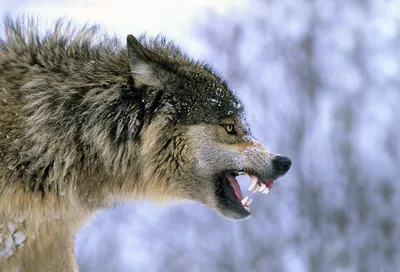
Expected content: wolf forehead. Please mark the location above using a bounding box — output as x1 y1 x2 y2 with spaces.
129 34 244 124
170 70 244 124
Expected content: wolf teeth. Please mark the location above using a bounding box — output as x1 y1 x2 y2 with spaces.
248 175 258 191
247 175 271 195
253 183 260 193
241 197 252 208
245 198 252 206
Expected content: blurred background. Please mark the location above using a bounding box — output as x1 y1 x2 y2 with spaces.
1 0 399 271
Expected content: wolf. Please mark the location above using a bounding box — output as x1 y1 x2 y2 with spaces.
0 16 291 271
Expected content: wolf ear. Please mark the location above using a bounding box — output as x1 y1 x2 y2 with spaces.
127 35 166 89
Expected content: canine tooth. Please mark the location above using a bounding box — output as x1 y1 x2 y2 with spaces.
248 176 258 191
259 183 266 192
263 188 270 194
245 198 252 206
241 196 248 205
253 184 260 193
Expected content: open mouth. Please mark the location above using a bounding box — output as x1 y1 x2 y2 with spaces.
216 171 275 219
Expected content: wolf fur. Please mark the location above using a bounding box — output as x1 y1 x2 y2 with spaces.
0 16 291 271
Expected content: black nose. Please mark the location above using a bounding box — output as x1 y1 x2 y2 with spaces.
272 155 291 175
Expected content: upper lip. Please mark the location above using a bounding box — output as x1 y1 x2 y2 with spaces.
226 170 276 186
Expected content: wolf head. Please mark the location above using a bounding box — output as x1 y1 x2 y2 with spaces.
125 35 291 220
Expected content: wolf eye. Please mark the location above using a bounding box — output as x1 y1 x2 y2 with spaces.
223 124 236 135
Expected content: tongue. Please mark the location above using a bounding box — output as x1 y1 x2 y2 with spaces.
226 175 243 200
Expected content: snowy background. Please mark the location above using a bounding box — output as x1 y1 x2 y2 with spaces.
1 0 400 271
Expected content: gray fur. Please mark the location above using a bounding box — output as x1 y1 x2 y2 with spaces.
0 16 290 271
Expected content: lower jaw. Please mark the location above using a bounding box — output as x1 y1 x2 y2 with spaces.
216 201 251 220
216 176 251 220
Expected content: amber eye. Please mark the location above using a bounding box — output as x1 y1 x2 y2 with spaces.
223 124 236 135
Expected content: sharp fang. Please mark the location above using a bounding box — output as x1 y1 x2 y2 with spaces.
263 188 270 194
241 196 248 205
259 183 266 192
245 198 252 206
253 183 260 193
248 176 258 191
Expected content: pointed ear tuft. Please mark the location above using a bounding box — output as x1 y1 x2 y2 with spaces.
127 35 165 89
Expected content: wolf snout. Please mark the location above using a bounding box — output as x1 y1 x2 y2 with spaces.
272 155 291 175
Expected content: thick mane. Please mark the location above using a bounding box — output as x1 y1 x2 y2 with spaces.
2 16 117 56
0 16 141 195
1 16 128 81
1 16 190 73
